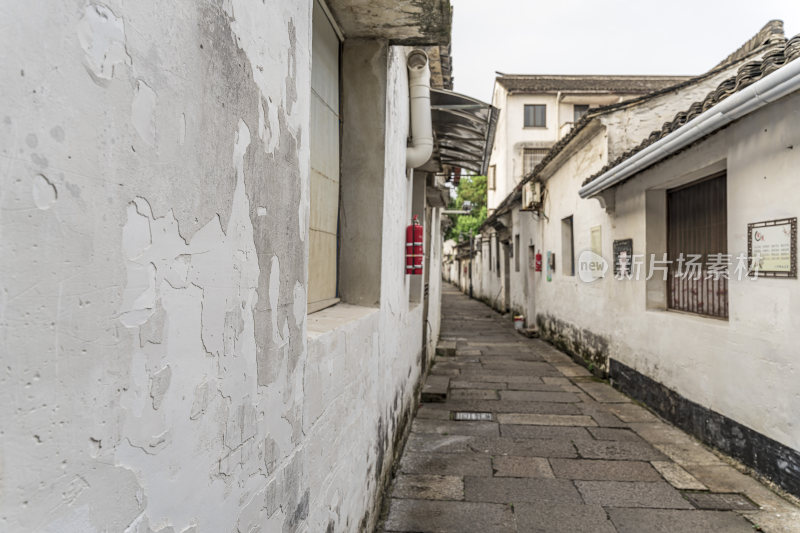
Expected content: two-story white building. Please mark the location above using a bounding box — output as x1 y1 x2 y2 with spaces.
486 74 690 212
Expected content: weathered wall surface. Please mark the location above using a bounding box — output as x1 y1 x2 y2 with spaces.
1 2 432 532
528 91 800 454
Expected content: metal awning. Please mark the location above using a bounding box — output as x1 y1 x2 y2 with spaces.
430 89 498 176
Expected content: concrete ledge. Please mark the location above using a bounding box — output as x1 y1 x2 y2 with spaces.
609 358 800 499
436 340 456 357
307 303 379 337
422 375 450 403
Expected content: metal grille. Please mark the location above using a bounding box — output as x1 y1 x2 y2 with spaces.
523 148 548 176
666 173 728 318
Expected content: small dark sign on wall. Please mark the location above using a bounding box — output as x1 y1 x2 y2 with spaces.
613 239 633 276
748 217 797 278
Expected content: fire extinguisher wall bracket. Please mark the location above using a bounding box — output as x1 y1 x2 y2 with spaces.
405 215 424 275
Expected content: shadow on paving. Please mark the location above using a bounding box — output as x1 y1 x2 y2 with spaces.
376 284 800 533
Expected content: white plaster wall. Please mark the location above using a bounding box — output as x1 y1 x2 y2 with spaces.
487 84 508 211
426 208 444 359
1 4 429 533
529 91 800 452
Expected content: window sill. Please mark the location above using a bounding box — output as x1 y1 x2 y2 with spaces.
523 126 548 129
306 302 379 337
307 297 340 315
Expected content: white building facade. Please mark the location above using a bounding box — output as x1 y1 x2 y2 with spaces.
455 21 800 497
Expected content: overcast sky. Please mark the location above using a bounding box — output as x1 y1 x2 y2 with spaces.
451 0 800 102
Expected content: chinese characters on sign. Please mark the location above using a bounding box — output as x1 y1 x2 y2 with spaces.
748 218 797 278
613 239 633 277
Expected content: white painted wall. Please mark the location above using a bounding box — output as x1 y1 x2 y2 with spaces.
488 87 647 212
527 90 800 453
0 2 436 531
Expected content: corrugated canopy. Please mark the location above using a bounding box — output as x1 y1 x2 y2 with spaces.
430 88 498 176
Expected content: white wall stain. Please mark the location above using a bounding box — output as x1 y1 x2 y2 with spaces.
131 80 157 146
77 2 131 83
112 119 296 531
32 173 57 210
178 113 186 146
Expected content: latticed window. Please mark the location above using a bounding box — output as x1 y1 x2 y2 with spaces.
522 148 548 177
667 172 728 319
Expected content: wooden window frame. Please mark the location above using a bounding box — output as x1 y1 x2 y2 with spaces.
666 172 728 319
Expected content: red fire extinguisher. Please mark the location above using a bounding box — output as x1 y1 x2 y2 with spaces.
406 215 423 275
535 252 543 272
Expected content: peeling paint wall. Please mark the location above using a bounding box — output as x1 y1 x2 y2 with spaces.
1 2 433 532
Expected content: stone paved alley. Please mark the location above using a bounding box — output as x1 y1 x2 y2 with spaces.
379 285 800 532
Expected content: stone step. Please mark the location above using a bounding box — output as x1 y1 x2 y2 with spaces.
436 340 457 357
421 375 450 403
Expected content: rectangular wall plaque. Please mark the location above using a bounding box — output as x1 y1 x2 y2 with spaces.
748 218 797 278
613 239 633 276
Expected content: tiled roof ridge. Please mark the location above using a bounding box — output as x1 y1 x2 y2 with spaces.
711 20 785 71
581 33 800 189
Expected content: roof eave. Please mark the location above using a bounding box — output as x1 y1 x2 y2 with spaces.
579 58 800 199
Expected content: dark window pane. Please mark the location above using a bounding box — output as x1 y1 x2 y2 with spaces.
524 105 534 127
524 104 546 127
574 104 589 122
534 105 546 127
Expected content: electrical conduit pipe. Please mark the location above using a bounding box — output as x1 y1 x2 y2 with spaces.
406 49 433 168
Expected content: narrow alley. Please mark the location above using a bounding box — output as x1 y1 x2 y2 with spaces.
379 285 800 532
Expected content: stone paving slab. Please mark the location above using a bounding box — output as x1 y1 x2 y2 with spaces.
515 503 617 533
587 427 643 442
552 364 593 377
499 390 581 403
575 439 668 461
575 380 631 403
628 421 697 443
449 380 507 390
575 480 694 509
492 456 554 478
391 474 464 500
405 433 473 454
466 437 579 458
423 399 582 415
449 389 499 401
504 382 575 392
464 476 582 504
456 373 543 384
399 452 492 476
608 403 660 422
607 508 755 532
411 419 499 438
378 286 800 532
383 499 515 533
415 405 453 420
651 460 708 490
497 413 596 426
500 424 593 441
550 459 662 481
653 441 723 466
682 491 759 511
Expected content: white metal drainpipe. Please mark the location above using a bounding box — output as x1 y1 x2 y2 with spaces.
406 49 433 169
578 58 800 199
